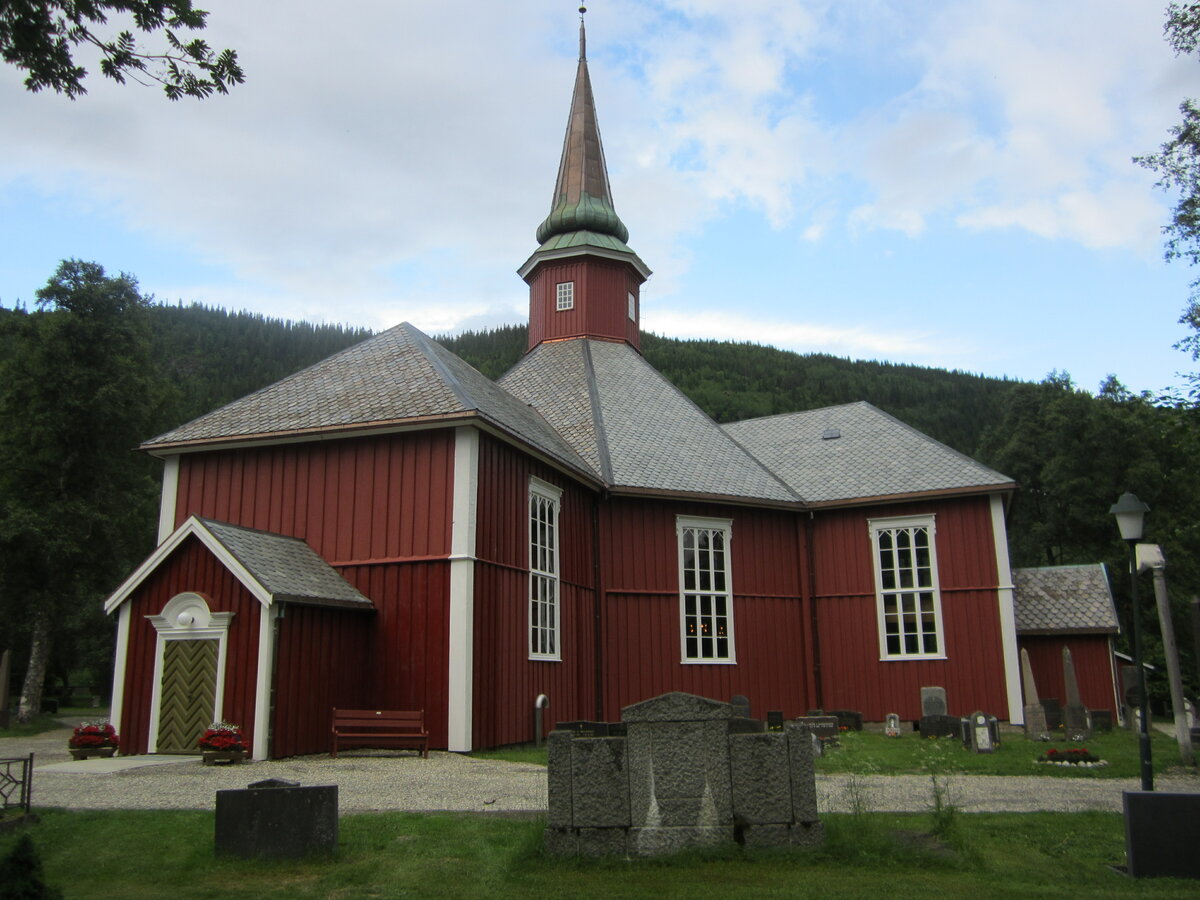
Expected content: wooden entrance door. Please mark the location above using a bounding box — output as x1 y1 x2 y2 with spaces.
157 639 218 753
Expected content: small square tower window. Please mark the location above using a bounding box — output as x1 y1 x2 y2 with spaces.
628 291 637 321
556 281 574 311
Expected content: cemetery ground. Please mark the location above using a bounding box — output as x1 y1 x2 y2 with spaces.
2 717 1199 898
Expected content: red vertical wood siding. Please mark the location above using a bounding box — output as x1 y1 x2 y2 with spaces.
526 258 642 350
597 498 810 722
270 604 374 758
811 497 1008 720
1019 635 1118 716
169 429 458 749
470 434 596 747
117 537 261 755
173 430 454 563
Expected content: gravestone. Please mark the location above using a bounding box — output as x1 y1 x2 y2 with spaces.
794 716 840 744
920 714 960 739
884 713 901 737
1091 709 1113 733
1041 697 1063 731
545 692 823 856
966 711 994 753
214 779 338 859
920 686 947 717
1124 791 1200 879
730 695 751 720
1121 664 1142 728
829 710 863 731
1061 647 1092 740
1020 648 1050 739
766 710 784 731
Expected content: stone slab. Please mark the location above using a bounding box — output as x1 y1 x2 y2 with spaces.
569 737 629 828
729 732 790 825
1123 791 1200 879
628 825 733 857
214 783 338 859
921 686 948 718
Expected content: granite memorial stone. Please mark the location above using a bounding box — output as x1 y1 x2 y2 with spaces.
214 779 338 859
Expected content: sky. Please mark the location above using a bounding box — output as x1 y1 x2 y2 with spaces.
1 0 1197 397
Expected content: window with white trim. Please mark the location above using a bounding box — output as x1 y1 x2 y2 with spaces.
529 478 562 660
627 290 637 321
870 515 945 659
556 281 574 311
677 516 734 662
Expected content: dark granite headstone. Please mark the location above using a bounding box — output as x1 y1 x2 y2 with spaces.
730 695 751 719
1041 698 1063 731
215 781 338 859
766 710 784 730
966 711 994 753
919 714 960 739
794 716 839 741
1124 791 1200 879
1091 710 1113 733
829 710 863 731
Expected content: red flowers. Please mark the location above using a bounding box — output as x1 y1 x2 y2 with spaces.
68 721 119 749
199 722 246 752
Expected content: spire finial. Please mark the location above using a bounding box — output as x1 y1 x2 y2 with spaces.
579 7 587 60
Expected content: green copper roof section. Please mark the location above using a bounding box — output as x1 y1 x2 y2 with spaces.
535 18 630 247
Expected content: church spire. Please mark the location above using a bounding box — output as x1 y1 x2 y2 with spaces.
520 8 650 354
535 12 629 246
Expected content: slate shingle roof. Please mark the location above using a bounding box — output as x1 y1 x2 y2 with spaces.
499 339 797 503
143 323 595 481
722 401 1013 504
199 518 372 609
1013 564 1119 635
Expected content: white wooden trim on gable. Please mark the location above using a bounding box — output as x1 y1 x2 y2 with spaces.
447 426 480 752
157 456 180 544
103 516 274 616
990 494 1023 724
108 603 131 738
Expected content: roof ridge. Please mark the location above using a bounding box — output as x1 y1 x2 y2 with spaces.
582 340 615 484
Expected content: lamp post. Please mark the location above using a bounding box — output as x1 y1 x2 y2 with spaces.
1110 491 1153 791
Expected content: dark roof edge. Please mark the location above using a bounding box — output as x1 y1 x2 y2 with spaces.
1018 627 1119 636
804 482 1017 510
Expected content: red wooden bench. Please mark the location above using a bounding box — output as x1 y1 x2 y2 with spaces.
331 708 429 758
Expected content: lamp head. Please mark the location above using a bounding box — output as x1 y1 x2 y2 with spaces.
1109 492 1148 542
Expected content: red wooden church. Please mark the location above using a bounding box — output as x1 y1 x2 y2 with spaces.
103 22 1113 758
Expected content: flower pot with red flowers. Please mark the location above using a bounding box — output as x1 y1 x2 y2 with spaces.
199 721 247 765
68 721 120 760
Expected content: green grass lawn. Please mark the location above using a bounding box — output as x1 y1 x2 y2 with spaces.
473 726 1187 780
2 807 1195 899
813 727 1184 778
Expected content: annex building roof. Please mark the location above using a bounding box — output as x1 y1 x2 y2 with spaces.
1012 564 1120 635
723 401 1015 505
104 516 373 614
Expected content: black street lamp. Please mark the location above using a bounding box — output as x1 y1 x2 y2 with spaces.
1110 491 1153 791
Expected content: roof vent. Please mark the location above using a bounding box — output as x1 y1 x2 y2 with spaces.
821 428 841 440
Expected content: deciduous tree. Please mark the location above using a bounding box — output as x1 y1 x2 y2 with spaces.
0 1 242 99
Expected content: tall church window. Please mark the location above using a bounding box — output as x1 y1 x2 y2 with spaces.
628 290 637 321
556 281 574 311
677 516 734 662
870 515 945 659
529 478 562 660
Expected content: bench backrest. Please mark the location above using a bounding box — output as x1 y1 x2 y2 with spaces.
332 708 425 732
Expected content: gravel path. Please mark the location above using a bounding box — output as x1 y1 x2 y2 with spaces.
6 722 1199 815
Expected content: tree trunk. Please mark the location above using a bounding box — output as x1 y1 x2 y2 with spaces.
16 609 51 724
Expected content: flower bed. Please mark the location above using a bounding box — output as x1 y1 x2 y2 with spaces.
1037 746 1108 768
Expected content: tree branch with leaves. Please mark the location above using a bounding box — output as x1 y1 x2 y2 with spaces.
0 1 243 100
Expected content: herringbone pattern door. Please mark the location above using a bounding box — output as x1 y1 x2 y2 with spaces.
158 639 218 753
